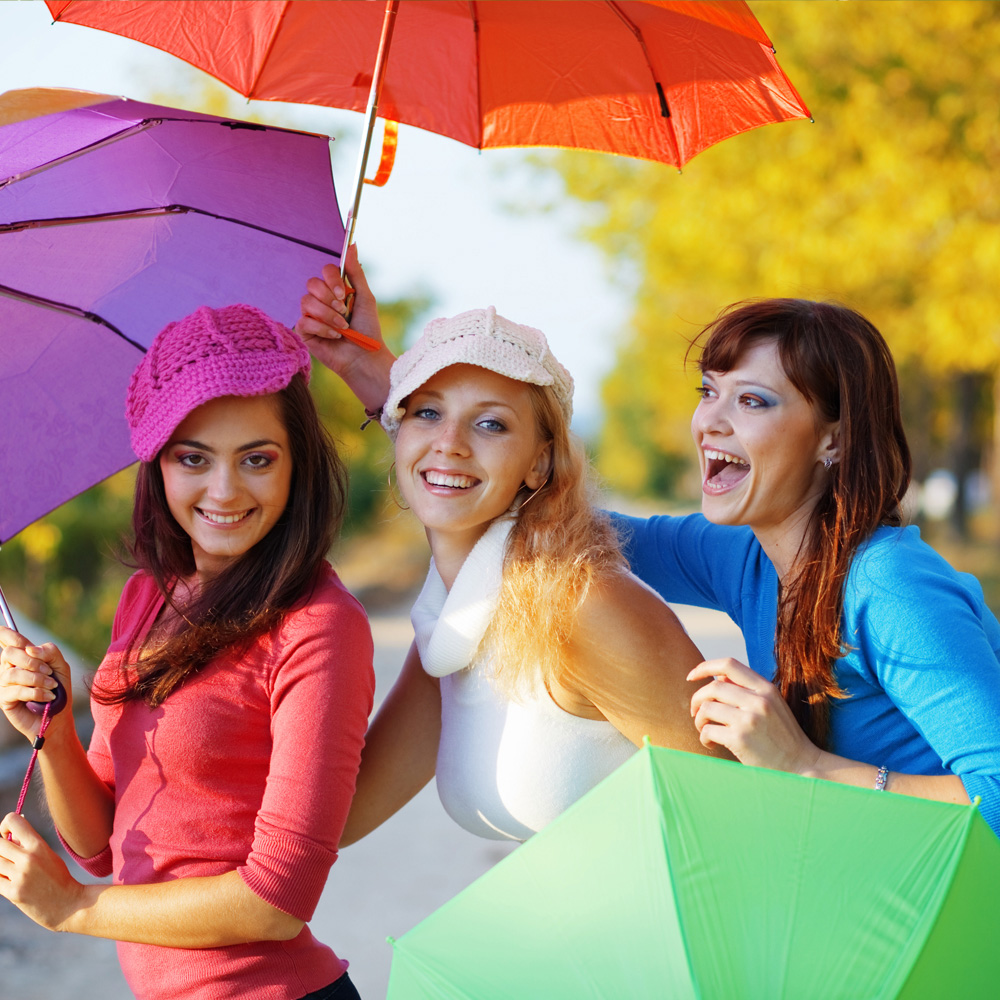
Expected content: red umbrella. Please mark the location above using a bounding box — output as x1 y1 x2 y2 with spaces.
43 0 810 309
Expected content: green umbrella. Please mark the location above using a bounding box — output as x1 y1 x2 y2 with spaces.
387 745 1000 999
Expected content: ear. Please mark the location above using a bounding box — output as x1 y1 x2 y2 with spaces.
525 440 553 491
818 422 842 467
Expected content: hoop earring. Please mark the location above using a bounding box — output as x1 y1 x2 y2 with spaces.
387 462 409 510
515 480 547 511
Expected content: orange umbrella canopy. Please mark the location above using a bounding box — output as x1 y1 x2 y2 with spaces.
44 0 810 168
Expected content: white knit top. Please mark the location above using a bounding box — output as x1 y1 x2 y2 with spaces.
411 516 637 842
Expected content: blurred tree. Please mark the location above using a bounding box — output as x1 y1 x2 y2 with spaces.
551 0 1000 519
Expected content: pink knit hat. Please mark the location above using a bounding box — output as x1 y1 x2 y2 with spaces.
126 304 311 462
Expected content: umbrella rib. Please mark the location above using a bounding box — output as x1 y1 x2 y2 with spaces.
605 1 683 167
1 116 328 190
0 282 146 353
0 119 160 189
0 206 341 258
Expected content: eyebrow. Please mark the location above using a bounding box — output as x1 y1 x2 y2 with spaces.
411 389 519 412
173 438 283 452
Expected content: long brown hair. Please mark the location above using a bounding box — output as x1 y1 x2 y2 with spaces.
695 299 911 746
95 374 348 706
487 383 625 693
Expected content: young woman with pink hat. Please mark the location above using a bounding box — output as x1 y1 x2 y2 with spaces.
0 305 374 999
298 257 725 846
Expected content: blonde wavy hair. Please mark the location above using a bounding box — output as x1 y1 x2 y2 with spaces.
484 383 626 695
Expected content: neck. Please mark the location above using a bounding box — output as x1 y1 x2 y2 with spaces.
752 504 817 582
426 526 486 591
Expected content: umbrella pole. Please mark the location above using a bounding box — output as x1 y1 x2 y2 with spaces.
0 580 17 631
339 0 400 279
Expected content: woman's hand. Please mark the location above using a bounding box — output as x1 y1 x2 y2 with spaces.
0 627 73 742
0 812 86 931
688 658 822 775
296 245 395 415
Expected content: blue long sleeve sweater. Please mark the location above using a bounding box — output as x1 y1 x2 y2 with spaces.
614 512 1000 838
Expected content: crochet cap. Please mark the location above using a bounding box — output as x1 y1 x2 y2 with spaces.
126 304 311 462
382 306 574 439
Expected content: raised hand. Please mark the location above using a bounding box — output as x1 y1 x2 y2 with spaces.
687 657 822 775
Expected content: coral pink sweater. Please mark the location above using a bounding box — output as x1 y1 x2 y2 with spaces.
62 565 374 1000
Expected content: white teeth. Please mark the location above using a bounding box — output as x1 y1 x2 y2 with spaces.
704 449 750 468
199 509 251 524
424 471 476 489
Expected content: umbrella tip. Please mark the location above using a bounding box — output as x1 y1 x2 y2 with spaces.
642 734 651 747
387 936 396 945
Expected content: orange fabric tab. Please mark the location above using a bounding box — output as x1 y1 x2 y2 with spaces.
364 120 398 187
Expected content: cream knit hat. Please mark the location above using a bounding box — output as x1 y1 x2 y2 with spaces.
382 307 573 439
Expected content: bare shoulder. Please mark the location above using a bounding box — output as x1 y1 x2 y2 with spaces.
572 568 692 650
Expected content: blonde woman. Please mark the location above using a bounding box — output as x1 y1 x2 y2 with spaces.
299 260 723 843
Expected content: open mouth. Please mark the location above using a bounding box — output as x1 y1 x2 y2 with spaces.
422 470 479 490
704 449 750 490
197 508 254 525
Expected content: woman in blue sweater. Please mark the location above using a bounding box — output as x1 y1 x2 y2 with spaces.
299 271 1000 838
615 298 1000 838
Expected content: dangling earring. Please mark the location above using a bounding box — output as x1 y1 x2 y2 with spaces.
515 480 547 511
387 462 409 510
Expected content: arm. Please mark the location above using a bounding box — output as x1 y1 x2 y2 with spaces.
688 658 971 804
296 244 395 414
556 572 731 757
0 629 115 856
339 641 441 847
0 820 302 944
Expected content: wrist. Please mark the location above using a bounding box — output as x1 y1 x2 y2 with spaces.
341 346 394 414
61 881 103 935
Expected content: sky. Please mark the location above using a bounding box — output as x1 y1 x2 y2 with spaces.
0 1 632 430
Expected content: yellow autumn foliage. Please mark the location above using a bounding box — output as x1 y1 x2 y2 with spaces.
555 0 1000 496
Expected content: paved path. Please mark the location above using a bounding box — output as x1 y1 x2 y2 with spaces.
0 604 745 1000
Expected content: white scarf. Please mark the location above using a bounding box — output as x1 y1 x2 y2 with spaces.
410 516 515 678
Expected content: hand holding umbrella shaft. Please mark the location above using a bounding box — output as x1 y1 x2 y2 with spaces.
297 245 395 415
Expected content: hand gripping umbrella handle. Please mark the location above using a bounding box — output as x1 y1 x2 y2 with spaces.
0 581 67 716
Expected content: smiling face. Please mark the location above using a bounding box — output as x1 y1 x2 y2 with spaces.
394 364 552 577
159 394 292 581
691 338 839 572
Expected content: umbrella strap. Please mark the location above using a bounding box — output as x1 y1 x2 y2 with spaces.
365 120 398 187
7 702 53 834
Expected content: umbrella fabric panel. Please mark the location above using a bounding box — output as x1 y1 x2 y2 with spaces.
2 106 344 253
44 0 811 168
894 816 1000 999
0 298 139 542
1 213 331 343
387 749 700 999
387 747 1000 999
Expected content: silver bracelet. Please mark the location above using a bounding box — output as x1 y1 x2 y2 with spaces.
874 765 889 791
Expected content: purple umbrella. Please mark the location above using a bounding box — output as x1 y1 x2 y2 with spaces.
0 88 371 545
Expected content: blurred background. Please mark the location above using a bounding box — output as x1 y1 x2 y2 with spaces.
2 1 999 996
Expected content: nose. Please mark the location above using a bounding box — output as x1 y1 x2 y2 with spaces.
205 461 241 503
691 395 731 439
432 417 471 456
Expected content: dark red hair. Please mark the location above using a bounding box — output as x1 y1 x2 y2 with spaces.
694 299 911 746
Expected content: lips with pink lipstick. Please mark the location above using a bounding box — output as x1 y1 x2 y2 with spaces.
703 448 750 494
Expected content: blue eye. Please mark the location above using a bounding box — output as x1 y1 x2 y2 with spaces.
411 405 440 421
477 417 507 433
